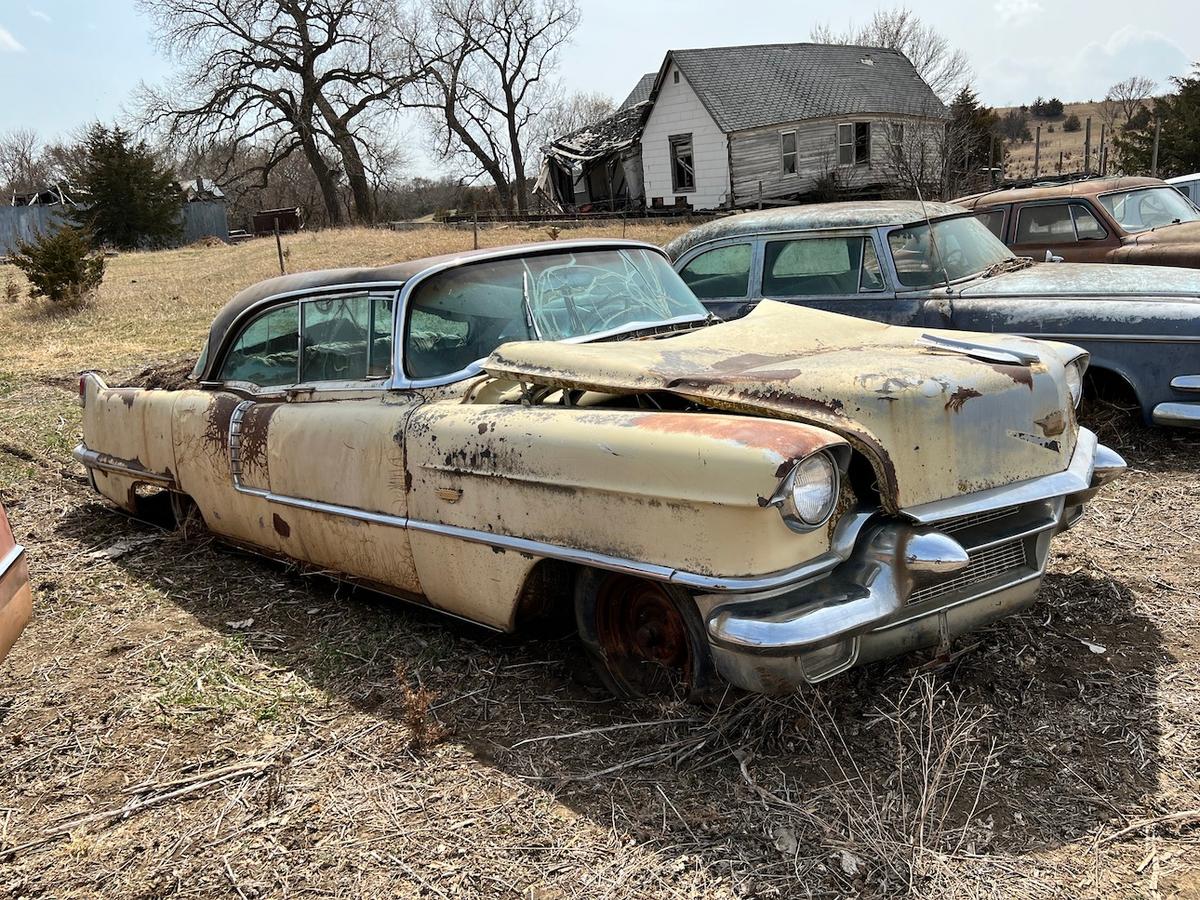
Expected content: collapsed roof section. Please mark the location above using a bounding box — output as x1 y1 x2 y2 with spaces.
542 101 652 168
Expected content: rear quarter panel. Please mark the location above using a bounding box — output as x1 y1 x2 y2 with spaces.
0 504 32 663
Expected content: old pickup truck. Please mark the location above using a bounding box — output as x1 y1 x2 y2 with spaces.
74 240 1124 698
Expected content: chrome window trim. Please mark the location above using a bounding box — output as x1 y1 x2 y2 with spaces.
385 240 694 390
0 544 25 581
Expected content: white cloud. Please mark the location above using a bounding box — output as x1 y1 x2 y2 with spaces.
0 25 25 52
994 0 1044 26
977 26 1190 105
29 9 52 24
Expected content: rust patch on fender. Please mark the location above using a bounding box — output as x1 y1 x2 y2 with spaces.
238 403 277 473
109 388 141 409
1035 410 1066 437
272 514 291 537
989 363 1034 390
629 413 837 461
944 386 982 412
202 394 240 456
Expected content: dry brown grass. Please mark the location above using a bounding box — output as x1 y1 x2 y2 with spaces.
0 226 1198 897
0 222 692 378
996 101 1113 182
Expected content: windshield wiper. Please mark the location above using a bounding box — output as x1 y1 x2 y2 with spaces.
521 270 541 339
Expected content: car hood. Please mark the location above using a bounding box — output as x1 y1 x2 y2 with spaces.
1130 219 1200 246
484 300 1080 512
957 261 1200 298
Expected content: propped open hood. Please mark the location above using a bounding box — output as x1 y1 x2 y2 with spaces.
484 301 1080 511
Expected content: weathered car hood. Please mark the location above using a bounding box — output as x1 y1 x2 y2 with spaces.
957 262 1200 299
1131 219 1200 247
484 301 1079 512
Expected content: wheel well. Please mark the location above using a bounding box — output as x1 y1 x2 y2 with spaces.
513 558 578 635
1083 366 1139 408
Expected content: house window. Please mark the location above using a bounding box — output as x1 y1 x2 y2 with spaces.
838 122 871 166
669 134 695 193
781 131 797 175
889 123 904 158
673 70 679 84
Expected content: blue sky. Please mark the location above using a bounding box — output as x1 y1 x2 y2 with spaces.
1 0 1196 176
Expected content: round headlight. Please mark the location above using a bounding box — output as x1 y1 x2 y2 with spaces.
1064 359 1084 408
788 453 838 526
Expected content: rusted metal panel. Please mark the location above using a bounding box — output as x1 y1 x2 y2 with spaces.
405 404 847 580
485 301 1078 512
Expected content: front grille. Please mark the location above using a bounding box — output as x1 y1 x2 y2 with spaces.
909 538 1029 605
938 505 1019 535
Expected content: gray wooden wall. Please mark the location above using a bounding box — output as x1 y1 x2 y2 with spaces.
0 201 229 256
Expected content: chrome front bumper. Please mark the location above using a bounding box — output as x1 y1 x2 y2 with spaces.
1154 377 1200 427
700 429 1125 694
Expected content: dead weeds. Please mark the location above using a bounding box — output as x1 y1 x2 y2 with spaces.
0 227 1198 897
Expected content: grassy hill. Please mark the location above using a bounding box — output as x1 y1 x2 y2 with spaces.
995 100 1113 181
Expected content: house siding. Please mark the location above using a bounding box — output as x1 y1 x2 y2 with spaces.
728 116 944 205
641 66 730 209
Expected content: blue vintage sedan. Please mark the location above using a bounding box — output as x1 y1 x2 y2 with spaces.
667 202 1200 428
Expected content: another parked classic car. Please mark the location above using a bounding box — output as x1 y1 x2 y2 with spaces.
74 241 1124 698
0 502 32 663
668 202 1200 428
953 177 1200 267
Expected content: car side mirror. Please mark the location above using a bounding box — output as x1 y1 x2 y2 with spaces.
1045 249 1065 263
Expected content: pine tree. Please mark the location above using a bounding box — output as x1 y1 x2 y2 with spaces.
1114 66 1200 177
68 124 182 250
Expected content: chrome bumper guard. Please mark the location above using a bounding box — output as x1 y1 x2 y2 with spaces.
702 429 1125 694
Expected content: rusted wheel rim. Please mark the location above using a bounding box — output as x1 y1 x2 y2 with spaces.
594 575 691 695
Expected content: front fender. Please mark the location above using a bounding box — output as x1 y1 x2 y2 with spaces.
405 404 850 580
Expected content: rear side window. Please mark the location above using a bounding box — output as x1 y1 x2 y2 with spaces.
974 208 1006 239
1015 204 1076 242
219 303 299 387
678 244 752 299
300 294 394 383
762 236 883 297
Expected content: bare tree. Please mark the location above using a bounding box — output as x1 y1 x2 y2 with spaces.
1104 76 1156 128
138 0 420 224
534 90 614 147
408 0 580 214
0 129 47 196
810 7 971 102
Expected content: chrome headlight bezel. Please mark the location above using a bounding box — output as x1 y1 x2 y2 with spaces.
773 450 841 532
1065 354 1088 408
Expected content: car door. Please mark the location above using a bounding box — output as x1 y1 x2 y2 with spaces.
0 503 32 663
173 289 423 596
752 230 923 325
1010 200 1118 263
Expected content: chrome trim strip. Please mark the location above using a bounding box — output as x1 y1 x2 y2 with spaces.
72 445 176 486
1017 333 1200 344
903 428 1101 523
0 544 25 581
1152 401 1200 427
918 332 1040 366
1170 375 1200 392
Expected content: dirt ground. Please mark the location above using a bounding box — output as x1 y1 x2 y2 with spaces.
1 228 1198 898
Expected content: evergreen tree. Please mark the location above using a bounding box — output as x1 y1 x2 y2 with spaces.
69 124 181 249
1115 66 1200 177
946 87 1000 191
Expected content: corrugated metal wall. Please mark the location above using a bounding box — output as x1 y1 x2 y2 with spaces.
0 202 229 256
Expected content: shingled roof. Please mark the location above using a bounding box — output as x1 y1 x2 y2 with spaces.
659 43 947 133
619 72 657 110
544 101 652 163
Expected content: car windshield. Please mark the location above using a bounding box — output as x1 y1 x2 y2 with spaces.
1098 187 1200 232
888 216 1015 288
404 248 708 379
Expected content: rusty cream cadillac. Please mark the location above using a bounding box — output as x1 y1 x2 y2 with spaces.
75 241 1125 698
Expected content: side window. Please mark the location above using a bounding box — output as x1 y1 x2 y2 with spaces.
974 208 1007 240
678 244 753 299
368 296 394 377
860 239 885 291
838 123 870 166
1072 204 1107 240
781 131 797 175
300 294 374 383
1015 204 1076 243
763 237 877 297
669 134 695 192
219 303 299 387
